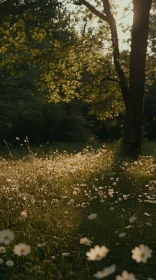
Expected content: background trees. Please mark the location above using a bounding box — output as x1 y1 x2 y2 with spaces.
0 0 155 151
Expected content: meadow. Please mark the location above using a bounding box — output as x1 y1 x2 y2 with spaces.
0 142 156 280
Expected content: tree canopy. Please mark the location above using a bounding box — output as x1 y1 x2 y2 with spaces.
0 0 155 152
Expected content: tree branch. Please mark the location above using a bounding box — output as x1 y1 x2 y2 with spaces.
74 0 129 104
102 0 129 103
101 74 120 83
107 77 120 83
102 0 112 17
76 0 108 22
81 16 88 36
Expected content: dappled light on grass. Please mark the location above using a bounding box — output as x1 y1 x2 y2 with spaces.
122 156 156 179
0 145 156 279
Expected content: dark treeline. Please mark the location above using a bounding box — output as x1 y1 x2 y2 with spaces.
0 83 156 145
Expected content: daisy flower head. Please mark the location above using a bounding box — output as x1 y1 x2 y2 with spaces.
116 270 136 280
0 229 14 245
94 264 116 278
62 252 70 256
21 210 28 218
88 213 97 220
0 258 3 264
86 245 109 261
6 260 14 267
129 216 136 223
0 246 6 253
132 244 152 263
119 232 126 238
13 243 31 256
80 237 93 246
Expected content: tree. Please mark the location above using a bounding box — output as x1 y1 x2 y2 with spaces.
69 0 153 158
0 0 99 143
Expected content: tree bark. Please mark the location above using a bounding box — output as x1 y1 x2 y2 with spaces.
122 0 152 158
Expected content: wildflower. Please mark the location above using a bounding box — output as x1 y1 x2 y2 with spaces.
6 260 14 266
80 237 92 246
146 222 152 226
76 204 80 207
88 213 97 220
62 252 70 256
119 232 126 238
132 244 152 263
116 271 136 280
13 243 31 256
108 189 114 197
21 210 28 218
0 246 6 253
94 264 116 278
0 258 3 264
37 243 46 248
86 245 109 261
0 229 14 245
126 225 133 229
67 199 75 205
73 191 77 195
129 216 136 223
144 212 150 217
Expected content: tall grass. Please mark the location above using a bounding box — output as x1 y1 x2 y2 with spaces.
0 143 156 279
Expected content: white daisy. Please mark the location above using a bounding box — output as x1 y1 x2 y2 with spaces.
0 229 14 245
129 216 136 223
88 213 97 220
144 212 150 217
0 246 6 253
80 237 93 246
6 260 14 267
21 210 28 218
13 243 31 256
116 270 136 280
62 252 70 256
119 232 126 238
86 245 109 261
132 244 152 263
0 258 3 264
94 264 116 278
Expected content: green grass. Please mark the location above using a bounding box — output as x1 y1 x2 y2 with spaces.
0 142 156 279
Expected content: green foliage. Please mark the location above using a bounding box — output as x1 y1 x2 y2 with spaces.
0 0 156 145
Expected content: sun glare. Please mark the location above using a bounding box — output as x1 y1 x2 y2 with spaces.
68 0 133 49
115 0 133 47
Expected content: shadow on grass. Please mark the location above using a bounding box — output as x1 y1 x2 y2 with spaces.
63 154 156 280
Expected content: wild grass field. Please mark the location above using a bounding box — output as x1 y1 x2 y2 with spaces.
0 142 156 280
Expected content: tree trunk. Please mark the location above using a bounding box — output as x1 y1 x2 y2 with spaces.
122 98 143 158
74 0 152 158
122 0 152 158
